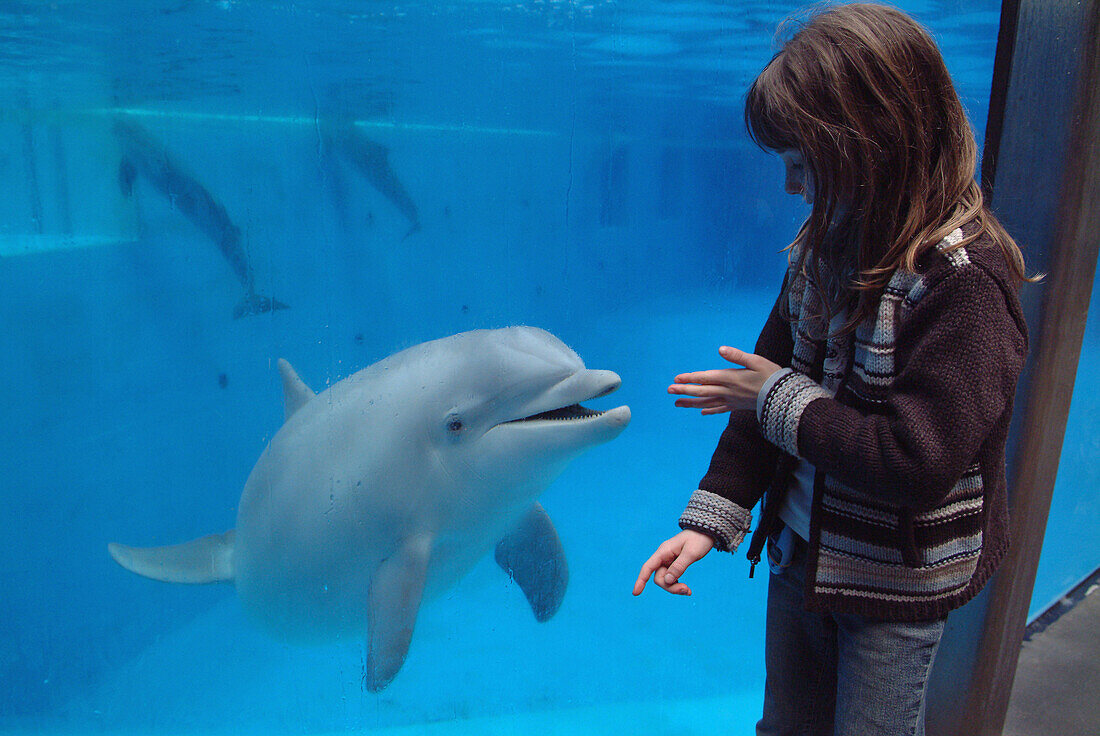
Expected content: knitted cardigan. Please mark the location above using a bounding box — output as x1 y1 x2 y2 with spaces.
679 226 1029 621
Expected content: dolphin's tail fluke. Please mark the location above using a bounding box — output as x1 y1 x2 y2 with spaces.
108 531 235 584
233 293 290 319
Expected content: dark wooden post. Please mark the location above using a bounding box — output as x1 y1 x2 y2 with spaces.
925 1 1100 734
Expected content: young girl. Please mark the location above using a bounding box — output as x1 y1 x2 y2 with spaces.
633 4 1031 734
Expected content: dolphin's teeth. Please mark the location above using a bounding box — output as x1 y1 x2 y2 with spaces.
508 404 605 423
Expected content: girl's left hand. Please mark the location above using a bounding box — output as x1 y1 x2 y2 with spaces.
668 346 782 415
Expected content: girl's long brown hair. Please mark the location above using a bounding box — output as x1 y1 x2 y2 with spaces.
745 3 1034 332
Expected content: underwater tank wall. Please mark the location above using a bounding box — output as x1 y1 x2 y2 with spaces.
1 1 1091 733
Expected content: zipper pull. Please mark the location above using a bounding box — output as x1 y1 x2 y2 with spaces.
749 555 760 578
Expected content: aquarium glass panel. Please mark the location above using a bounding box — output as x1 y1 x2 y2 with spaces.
0 2 1021 733
1028 266 1100 618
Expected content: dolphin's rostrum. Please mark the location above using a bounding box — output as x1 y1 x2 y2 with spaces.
108 327 630 691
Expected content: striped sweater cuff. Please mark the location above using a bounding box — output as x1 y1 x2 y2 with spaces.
757 368 831 457
678 489 753 553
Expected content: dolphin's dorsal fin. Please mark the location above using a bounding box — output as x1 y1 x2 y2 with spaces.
364 534 432 692
277 358 315 421
108 531 235 584
495 503 568 622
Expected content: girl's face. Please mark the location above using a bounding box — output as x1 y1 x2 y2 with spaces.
778 149 814 205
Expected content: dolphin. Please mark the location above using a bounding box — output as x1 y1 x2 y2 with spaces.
112 119 288 318
318 119 421 239
108 327 630 691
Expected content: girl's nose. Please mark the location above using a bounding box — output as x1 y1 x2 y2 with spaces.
785 174 803 196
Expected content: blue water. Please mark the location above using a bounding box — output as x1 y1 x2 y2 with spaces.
2 1 1092 733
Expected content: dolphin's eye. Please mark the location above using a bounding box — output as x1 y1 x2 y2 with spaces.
446 416 464 432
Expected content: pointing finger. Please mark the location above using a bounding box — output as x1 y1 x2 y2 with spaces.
633 561 656 595
634 548 672 595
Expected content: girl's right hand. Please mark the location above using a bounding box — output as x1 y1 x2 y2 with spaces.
632 529 715 597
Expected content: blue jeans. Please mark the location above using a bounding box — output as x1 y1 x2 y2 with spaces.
756 526 946 736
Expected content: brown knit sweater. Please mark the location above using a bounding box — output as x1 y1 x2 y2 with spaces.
679 227 1029 621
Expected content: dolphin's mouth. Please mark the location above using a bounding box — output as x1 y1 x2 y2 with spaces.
505 404 606 423
494 370 626 429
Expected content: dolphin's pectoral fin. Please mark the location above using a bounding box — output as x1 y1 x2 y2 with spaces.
365 534 431 692
108 531 235 584
495 503 568 622
276 358 316 421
